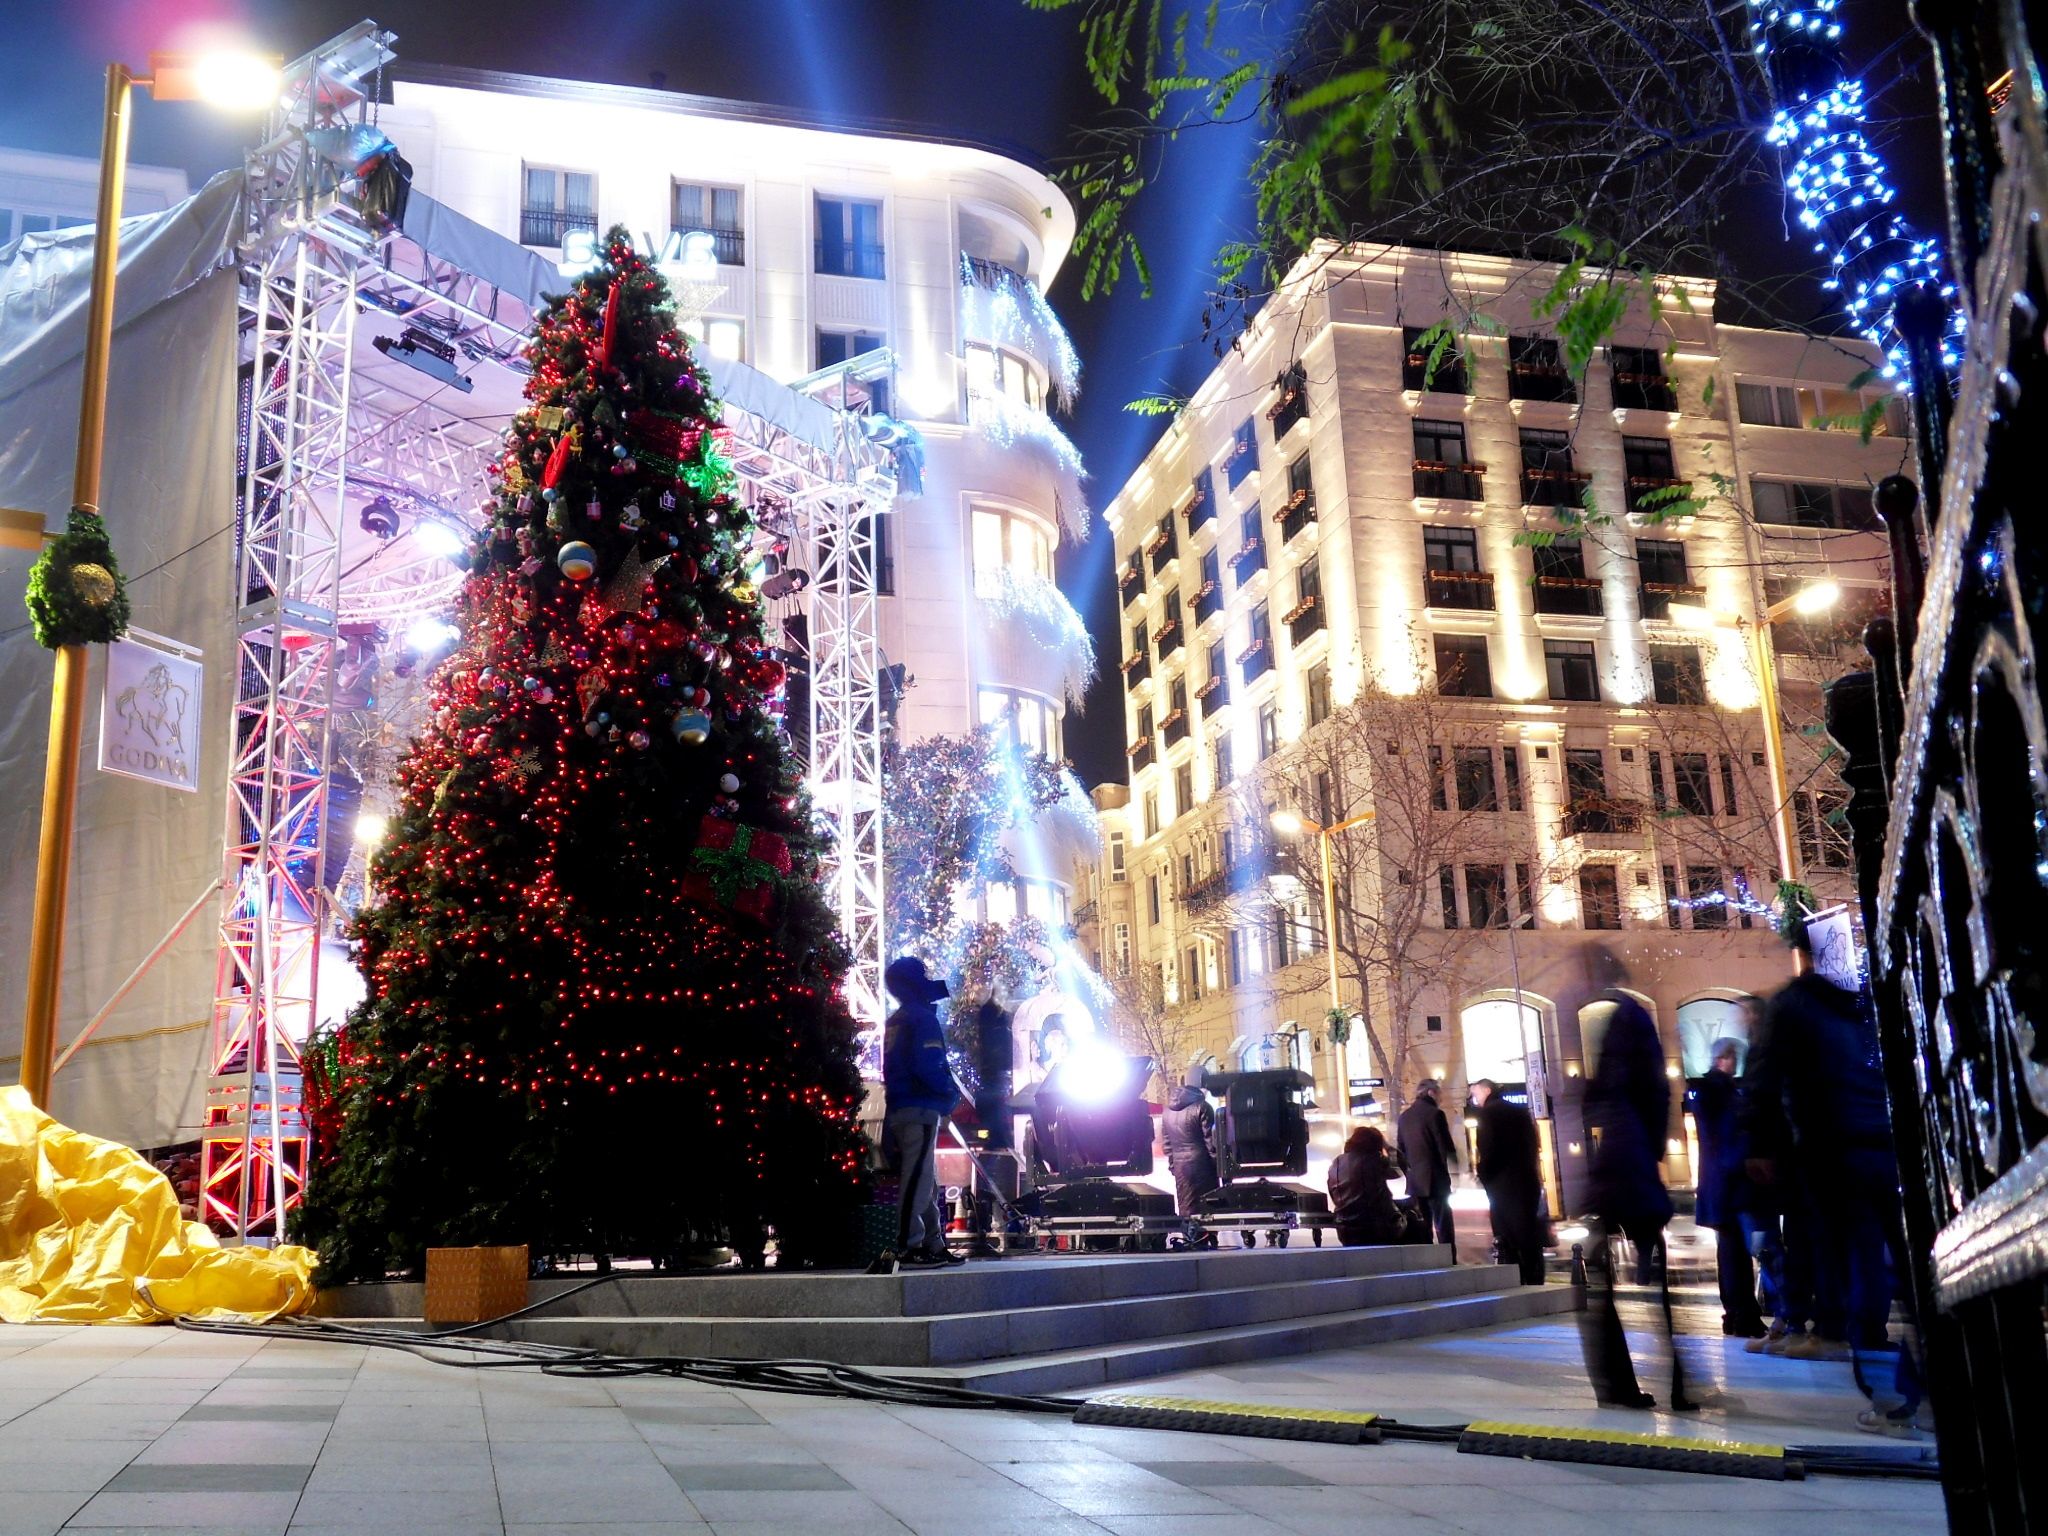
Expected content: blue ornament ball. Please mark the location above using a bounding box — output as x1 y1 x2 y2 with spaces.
671 709 711 745
556 541 598 580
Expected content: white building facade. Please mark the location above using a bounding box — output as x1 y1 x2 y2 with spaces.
1074 242 1907 1207
379 66 1095 920
0 146 189 245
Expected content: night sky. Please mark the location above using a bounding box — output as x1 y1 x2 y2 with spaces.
0 1 1945 787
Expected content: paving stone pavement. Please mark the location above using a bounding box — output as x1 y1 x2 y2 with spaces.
0 1297 1945 1534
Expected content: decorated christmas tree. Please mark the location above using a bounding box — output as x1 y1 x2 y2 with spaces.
298 230 866 1279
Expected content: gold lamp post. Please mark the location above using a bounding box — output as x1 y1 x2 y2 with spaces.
1269 804 1376 1117
1668 579 1842 972
16 50 279 1110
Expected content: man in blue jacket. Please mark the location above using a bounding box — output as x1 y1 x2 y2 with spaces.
875 956 965 1273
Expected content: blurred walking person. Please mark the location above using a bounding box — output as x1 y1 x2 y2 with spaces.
1575 943 1695 1410
1162 1066 1220 1246
1398 1077 1460 1253
1472 1080 1547 1284
1695 1036 1767 1337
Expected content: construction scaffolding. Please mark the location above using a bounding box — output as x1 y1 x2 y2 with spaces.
201 22 896 1239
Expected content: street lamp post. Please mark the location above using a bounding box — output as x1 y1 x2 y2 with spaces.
1269 805 1376 1116
1669 579 1842 974
16 51 278 1110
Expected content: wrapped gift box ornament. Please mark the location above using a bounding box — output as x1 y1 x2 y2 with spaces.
681 814 792 922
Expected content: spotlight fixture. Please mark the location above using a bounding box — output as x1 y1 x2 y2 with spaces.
372 327 473 393
759 568 810 600
404 616 459 653
358 495 400 539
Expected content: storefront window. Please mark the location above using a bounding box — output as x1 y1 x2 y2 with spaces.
1677 995 1749 1077
1461 998 1544 1085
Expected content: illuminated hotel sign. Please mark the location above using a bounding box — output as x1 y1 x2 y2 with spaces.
558 227 719 285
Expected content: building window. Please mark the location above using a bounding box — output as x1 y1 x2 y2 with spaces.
1203 636 1230 710
1184 947 1203 1003
1413 417 1481 499
1565 747 1608 807
1241 603 1274 684
1609 344 1676 411
1579 866 1623 929
1228 928 1247 986
670 182 744 265
815 195 884 278
1503 745 1524 811
978 685 1060 760
1114 922 1132 974
520 166 597 246
1271 361 1310 436
677 315 746 364
1424 526 1492 610
1544 640 1600 701
1305 660 1333 728
1720 754 1740 816
1673 751 1713 815
1435 633 1494 698
1281 454 1317 541
1514 863 1537 928
1649 643 1706 705
1508 334 1574 402
1466 865 1510 929
1736 378 1908 436
1149 871 1162 924
1224 419 1257 490
1438 865 1461 928
1797 786 1855 868
1424 524 1480 572
1636 538 1696 619
1454 746 1497 811
964 341 1043 413
1624 435 1684 514
1257 700 1281 761
1288 555 1325 643
1533 537 1603 617
1174 761 1194 819
1403 325 1468 394
1687 865 1729 929
1750 479 1878 530
1519 427 1581 508
1648 750 1667 811
1109 832 1127 883
972 504 1054 597
1211 730 1233 788
1143 787 1161 839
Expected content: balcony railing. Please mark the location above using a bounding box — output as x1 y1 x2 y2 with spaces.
1194 579 1223 626
962 253 1025 289
1628 476 1695 516
1162 707 1190 746
1639 581 1706 621
1520 467 1592 507
674 225 745 265
1196 672 1228 710
1229 535 1266 580
1156 618 1184 660
1284 593 1325 645
1128 734 1155 772
1413 460 1486 500
1425 569 1495 611
1562 797 1646 838
1403 352 1468 395
816 240 886 279
1238 636 1274 683
1509 360 1577 403
1280 487 1317 543
1183 482 1213 534
1534 575 1604 617
519 208 597 247
1612 370 1678 412
1122 651 1152 688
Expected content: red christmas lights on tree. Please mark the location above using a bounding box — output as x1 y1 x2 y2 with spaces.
296 230 866 1277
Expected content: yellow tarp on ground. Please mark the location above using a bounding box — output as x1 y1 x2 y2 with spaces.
0 1085 316 1323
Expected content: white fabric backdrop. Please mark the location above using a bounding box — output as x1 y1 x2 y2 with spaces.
0 175 240 1148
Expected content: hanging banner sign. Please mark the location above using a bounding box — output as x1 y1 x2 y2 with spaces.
98 632 202 792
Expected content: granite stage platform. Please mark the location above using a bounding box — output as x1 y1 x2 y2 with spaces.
318 1244 1580 1394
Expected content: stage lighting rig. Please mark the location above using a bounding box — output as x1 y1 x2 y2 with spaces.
372 326 473 393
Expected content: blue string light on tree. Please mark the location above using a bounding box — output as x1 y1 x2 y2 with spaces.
1748 0 1966 381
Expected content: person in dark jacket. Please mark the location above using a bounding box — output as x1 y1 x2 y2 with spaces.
1161 1067 1220 1242
965 996 1016 1259
1328 1125 1405 1246
1694 1036 1766 1337
871 956 964 1274
1396 1078 1460 1250
1574 943 1693 1410
1472 1080 1546 1284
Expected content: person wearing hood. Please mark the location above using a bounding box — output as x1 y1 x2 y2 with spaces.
1328 1125 1405 1246
872 956 965 1273
1161 1066 1221 1244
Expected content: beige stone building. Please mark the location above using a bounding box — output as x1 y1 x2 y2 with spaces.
1070 242 1908 1208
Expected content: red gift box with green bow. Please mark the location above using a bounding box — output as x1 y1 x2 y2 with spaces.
682 813 791 922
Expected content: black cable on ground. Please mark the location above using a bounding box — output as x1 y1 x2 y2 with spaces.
168 1309 1942 1480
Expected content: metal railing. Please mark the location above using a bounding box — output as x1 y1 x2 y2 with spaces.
519 208 597 247
816 240 886 279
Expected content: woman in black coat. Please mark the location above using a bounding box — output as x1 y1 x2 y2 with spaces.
1327 1125 1405 1246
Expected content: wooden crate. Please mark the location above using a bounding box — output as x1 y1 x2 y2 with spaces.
423 1245 529 1324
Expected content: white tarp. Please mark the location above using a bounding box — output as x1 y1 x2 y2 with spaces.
0 173 242 1149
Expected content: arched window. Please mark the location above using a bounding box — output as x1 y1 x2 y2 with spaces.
972 503 1055 596
1461 997 1544 1086
1677 994 1751 1077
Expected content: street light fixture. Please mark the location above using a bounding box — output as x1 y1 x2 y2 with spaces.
1665 580 1844 971
1268 804 1376 1115
16 48 277 1110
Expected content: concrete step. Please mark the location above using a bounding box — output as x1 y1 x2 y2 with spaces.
319 1242 1459 1322
911 1283 1584 1395
479 1260 1518 1366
